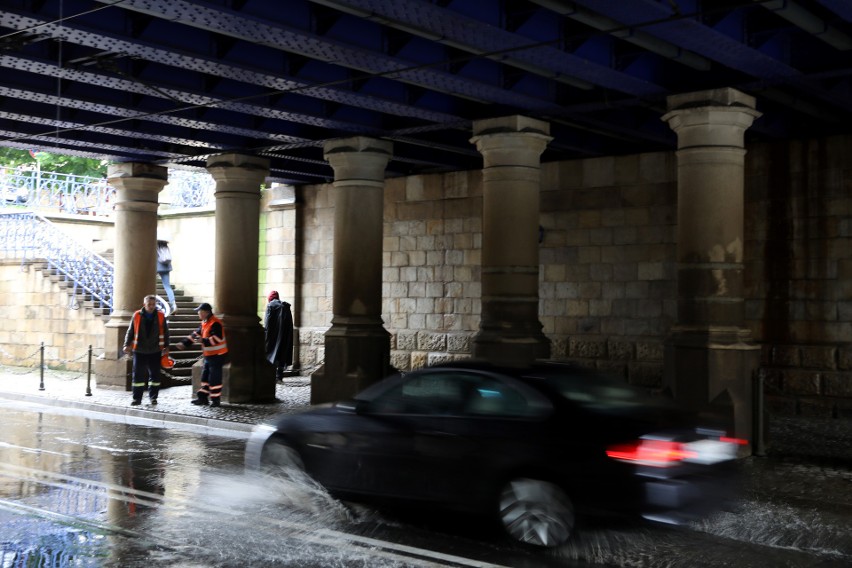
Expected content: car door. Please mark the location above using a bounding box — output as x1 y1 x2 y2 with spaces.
352 370 552 509
345 372 470 502
409 371 553 508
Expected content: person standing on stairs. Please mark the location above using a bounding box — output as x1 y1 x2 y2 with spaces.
123 295 170 406
175 302 228 407
156 235 177 314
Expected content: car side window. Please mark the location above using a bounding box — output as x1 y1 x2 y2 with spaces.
366 371 545 418
369 373 467 415
462 376 538 418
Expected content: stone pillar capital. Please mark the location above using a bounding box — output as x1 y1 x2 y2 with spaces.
662 88 762 148
107 163 168 211
107 162 168 183
470 116 552 168
323 137 393 186
471 115 551 137
206 153 270 186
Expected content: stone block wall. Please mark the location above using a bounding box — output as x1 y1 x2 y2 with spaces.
0 261 105 372
286 182 334 371
159 210 216 305
744 136 852 418
536 152 677 386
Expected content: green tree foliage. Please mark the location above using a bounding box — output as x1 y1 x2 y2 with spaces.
0 147 107 178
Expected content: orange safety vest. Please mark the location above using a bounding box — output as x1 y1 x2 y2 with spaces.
201 315 228 357
130 310 166 351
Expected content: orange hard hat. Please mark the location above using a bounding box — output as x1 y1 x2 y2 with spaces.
161 355 175 369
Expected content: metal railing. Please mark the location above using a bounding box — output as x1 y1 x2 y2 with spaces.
165 168 216 209
1 168 115 215
0 166 215 215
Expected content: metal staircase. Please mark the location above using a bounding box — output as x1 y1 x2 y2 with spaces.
157 281 203 384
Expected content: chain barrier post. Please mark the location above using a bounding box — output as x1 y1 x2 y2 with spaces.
86 345 93 396
39 341 45 391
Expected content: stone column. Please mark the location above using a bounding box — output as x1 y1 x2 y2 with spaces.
311 137 393 404
661 88 762 449
95 162 168 388
470 116 552 365
204 153 274 403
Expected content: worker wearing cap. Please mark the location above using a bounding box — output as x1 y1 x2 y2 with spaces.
123 295 169 406
176 302 228 407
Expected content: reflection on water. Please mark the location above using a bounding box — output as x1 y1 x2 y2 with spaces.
0 462 417 568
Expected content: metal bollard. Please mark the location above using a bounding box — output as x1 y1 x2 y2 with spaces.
752 372 766 457
85 345 93 396
39 342 45 391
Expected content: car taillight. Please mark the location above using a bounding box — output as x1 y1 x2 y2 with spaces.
606 439 698 467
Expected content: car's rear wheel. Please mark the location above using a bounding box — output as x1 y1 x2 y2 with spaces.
498 478 575 547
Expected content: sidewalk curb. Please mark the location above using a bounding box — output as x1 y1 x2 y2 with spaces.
0 390 255 434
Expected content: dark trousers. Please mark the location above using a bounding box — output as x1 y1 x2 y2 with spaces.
131 352 161 401
198 354 225 401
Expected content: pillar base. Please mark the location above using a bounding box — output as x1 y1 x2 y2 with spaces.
94 355 132 390
311 324 391 404
664 328 760 453
472 328 550 366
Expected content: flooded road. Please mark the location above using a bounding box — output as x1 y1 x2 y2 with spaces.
0 400 849 567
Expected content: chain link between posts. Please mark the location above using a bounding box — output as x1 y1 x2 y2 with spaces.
0 343 205 392
0 343 313 393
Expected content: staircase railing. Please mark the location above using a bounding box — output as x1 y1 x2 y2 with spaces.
0 211 114 311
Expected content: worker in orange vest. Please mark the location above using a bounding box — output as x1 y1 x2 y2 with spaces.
123 295 170 406
176 302 228 407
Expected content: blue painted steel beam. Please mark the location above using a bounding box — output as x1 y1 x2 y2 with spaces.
0 6 462 124
89 0 572 112
306 0 665 96
570 0 799 81
813 0 852 23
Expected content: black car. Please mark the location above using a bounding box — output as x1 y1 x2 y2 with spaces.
245 361 744 547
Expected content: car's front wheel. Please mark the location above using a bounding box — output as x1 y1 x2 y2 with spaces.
260 437 305 474
498 478 575 547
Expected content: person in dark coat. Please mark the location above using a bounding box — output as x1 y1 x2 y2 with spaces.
264 290 294 380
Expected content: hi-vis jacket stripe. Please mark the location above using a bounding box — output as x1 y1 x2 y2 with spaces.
131 310 166 351
201 315 228 356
